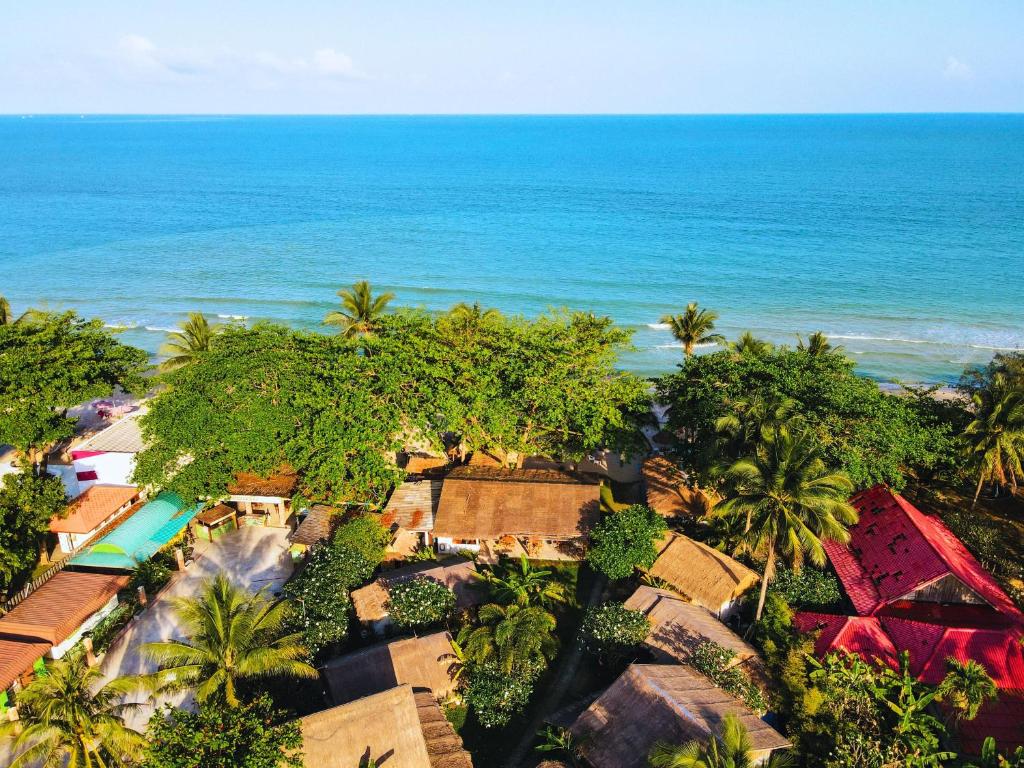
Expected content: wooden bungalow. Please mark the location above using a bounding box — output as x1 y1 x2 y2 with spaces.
298 684 473 768
647 532 759 619
193 503 238 543
381 478 444 558
432 466 600 562
288 504 339 560
571 664 790 768
225 468 298 528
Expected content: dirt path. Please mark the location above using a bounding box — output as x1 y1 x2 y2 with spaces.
503 573 608 768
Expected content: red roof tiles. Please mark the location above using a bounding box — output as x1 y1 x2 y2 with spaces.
51 485 139 534
794 612 898 667
0 571 130 645
825 485 1023 622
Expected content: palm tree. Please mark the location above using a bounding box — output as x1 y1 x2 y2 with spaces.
138 573 317 706
0 654 145 767
660 303 725 358
714 428 857 622
730 332 773 358
0 294 11 325
649 714 793 768
797 331 842 357
457 602 558 674
480 555 570 608
448 301 502 325
714 393 801 460
964 372 1024 507
159 312 219 371
937 657 997 721
323 280 394 338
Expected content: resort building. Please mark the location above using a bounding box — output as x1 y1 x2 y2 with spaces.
70 409 146 491
298 684 473 768
193 503 239 543
70 491 200 570
50 484 141 554
646 532 759 619
624 586 768 684
224 469 299 528
570 664 790 768
432 466 600 561
381 478 443 557
0 638 50 716
287 504 338 559
321 632 460 706
0 571 130 660
351 559 480 636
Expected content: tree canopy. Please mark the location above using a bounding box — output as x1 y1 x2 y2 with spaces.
0 472 66 590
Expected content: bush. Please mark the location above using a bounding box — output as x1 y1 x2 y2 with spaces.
586 505 667 580
768 566 842 611
690 640 767 714
386 577 456 629
283 545 352 654
463 660 541 728
130 559 172 596
332 514 391 584
579 602 650 663
86 602 135 654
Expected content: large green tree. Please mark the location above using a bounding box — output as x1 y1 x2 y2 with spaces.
0 311 148 476
0 654 145 768
458 602 558 674
0 472 66 590
139 573 317 707
963 371 1024 505
650 714 793 768
714 428 857 621
586 504 667 580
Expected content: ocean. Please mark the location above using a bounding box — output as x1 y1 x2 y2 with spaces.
1 114 1022 383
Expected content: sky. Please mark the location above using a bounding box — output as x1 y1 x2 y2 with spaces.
2 1 1022 114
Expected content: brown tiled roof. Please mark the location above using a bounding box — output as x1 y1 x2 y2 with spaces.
299 686 434 768
383 480 443 532
291 505 338 547
322 632 459 705
0 638 51 692
352 560 481 624
0 571 130 645
196 503 236 527
227 468 298 498
51 485 140 534
434 467 600 540
571 664 790 768
648 533 758 614
624 587 767 681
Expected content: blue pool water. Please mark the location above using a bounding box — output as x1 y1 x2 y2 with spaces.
1 114 1022 382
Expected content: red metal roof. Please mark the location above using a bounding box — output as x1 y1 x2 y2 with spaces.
954 692 1024 755
794 612 898 667
824 485 1023 622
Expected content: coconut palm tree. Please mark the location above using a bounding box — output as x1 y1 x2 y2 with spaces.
649 714 793 768
714 393 801 460
937 657 997 722
448 301 502 325
138 573 317 707
480 555 570 608
714 427 857 622
964 372 1024 507
159 312 219 371
797 331 842 357
0 294 11 326
730 332 773 358
0 654 145 768
458 602 558 674
660 303 725 358
323 280 394 338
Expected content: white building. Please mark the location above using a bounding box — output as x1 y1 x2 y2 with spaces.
70 409 146 491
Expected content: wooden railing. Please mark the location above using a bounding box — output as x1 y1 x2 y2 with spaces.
0 557 70 615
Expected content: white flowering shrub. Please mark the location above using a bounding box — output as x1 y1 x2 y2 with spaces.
386 577 456 629
579 601 649 662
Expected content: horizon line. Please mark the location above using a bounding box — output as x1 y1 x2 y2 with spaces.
2 110 1023 118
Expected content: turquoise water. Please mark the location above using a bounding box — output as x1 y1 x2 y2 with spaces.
1 114 1022 382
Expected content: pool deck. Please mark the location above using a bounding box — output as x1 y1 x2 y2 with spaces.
96 525 294 730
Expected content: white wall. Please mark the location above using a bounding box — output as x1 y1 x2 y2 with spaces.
72 452 136 491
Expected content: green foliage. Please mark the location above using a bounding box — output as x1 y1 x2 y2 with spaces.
965 737 1024 768
578 601 650 663
386 576 456 628
586 504 667 580
767 566 843 611
0 311 148 472
332 514 390 579
86 602 135 655
159 312 221 371
142 695 303 768
463 659 541 728
130 558 172 596
690 641 768 714
283 545 354 655
938 503 1024 589
0 472 66 590
480 555 570 608
459 602 558 675
656 347 968 490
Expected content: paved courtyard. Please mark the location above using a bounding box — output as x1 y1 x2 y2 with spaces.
97 525 295 729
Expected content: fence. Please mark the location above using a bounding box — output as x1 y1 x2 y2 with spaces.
0 557 70 615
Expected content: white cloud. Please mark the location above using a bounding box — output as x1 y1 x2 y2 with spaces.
109 35 363 86
943 56 973 82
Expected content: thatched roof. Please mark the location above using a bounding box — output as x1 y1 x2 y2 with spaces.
413 690 475 768
624 586 766 675
227 468 298 498
322 632 459 705
291 505 338 547
404 454 450 475
352 560 481 624
642 457 690 518
383 479 444 532
433 466 600 540
571 664 790 768
648 533 758 615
